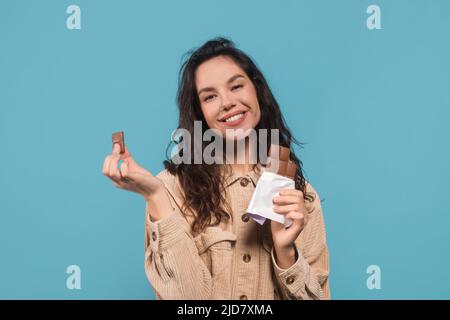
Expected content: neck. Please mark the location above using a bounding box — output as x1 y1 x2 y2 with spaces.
228 138 255 175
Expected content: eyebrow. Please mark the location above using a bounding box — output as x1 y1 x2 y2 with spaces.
197 74 245 96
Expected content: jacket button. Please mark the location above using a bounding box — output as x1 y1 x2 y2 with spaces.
239 295 248 300
241 213 249 222
286 276 295 285
240 178 249 187
152 232 157 241
243 254 251 263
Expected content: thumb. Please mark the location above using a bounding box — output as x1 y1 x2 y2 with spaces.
122 148 149 175
120 145 132 160
120 146 139 168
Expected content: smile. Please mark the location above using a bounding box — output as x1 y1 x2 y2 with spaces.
224 113 244 122
219 111 247 127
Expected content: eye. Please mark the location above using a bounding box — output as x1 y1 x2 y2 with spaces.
231 84 243 91
204 94 216 102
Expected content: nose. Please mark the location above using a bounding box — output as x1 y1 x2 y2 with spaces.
220 92 236 111
221 102 235 112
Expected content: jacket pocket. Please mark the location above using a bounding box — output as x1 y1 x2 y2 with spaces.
194 226 237 299
195 227 237 254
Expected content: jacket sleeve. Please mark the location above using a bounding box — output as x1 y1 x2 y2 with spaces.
270 183 331 300
144 170 213 300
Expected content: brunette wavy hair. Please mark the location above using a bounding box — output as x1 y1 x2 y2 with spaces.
164 37 314 235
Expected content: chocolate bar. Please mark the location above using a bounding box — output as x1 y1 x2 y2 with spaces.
285 160 297 180
268 144 290 161
266 144 297 179
112 131 125 154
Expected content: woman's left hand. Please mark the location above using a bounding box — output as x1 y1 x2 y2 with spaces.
271 188 308 251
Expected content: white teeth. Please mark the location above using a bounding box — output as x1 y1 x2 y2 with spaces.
224 113 244 122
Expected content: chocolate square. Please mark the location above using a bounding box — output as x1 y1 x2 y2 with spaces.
112 131 125 154
268 144 291 161
266 144 297 180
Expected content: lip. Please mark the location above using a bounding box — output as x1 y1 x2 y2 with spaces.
219 111 247 127
219 110 247 122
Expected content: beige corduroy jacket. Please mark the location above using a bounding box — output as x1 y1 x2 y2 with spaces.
144 165 330 300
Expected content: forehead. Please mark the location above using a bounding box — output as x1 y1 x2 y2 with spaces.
195 55 246 88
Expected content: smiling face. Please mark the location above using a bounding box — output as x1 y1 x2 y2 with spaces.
195 55 261 138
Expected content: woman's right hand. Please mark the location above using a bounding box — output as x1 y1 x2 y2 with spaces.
102 143 173 221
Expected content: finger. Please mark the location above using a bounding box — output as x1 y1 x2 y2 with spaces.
109 143 122 179
272 195 299 205
122 154 141 172
273 204 303 214
120 160 129 178
102 155 113 176
112 143 121 155
122 151 149 175
286 212 306 230
121 145 132 159
285 211 305 221
109 153 122 181
279 189 303 197
120 161 135 184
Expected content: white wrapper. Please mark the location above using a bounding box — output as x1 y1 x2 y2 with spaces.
246 171 294 228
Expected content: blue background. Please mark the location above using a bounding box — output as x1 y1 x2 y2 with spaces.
1 0 449 299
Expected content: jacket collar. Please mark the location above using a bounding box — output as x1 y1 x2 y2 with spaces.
223 163 263 188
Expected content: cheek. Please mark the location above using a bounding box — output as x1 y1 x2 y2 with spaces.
241 88 259 109
200 104 220 127
252 105 261 127
242 89 261 121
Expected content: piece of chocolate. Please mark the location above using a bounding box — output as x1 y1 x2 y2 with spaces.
285 161 297 180
268 144 291 161
265 144 297 180
266 157 288 175
112 131 125 154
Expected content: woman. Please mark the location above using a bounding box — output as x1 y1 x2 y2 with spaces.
102 38 330 300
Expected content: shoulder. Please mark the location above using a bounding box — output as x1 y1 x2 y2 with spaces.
305 181 319 198
156 169 178 189
304 181 322 214
155 169 185 208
